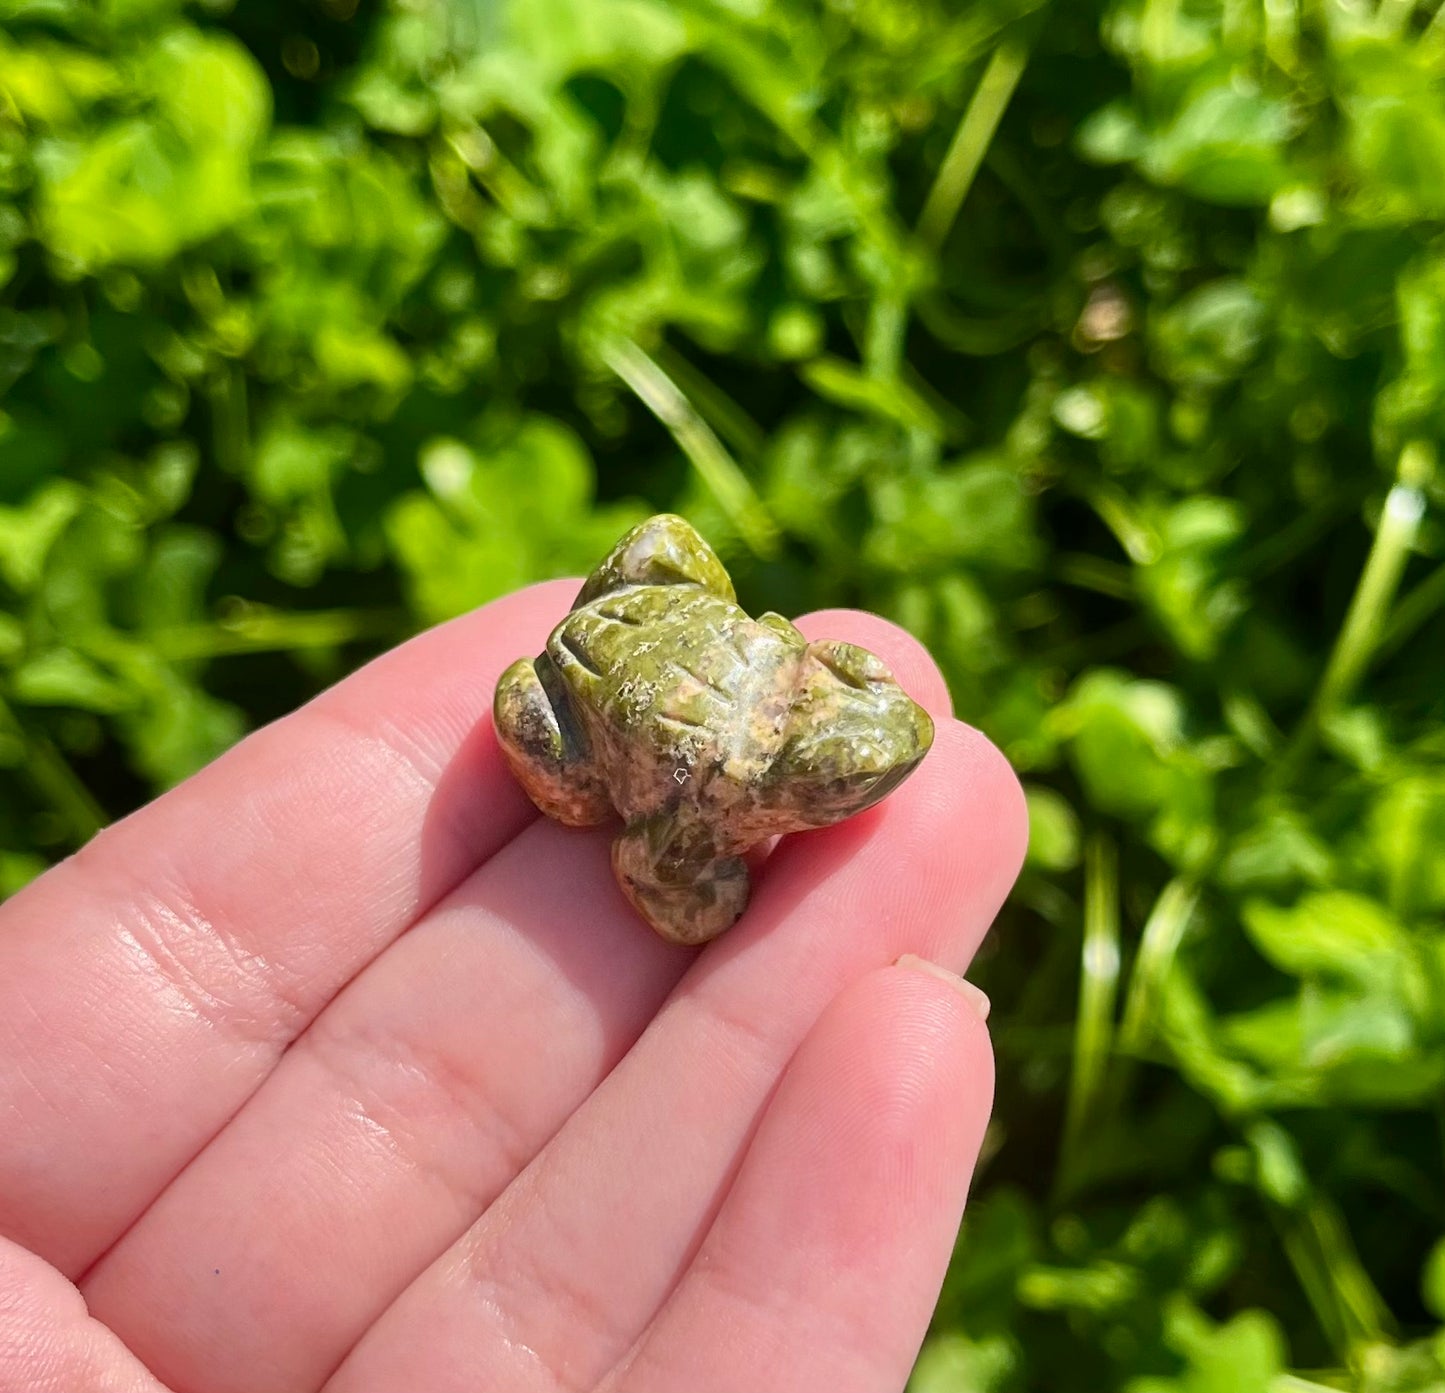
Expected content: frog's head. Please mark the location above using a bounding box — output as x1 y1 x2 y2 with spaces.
763 640 934 826
573 513 735 609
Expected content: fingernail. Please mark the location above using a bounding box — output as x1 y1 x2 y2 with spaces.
895 954 991 1022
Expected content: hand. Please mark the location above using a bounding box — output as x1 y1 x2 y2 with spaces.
0 582 1026 1393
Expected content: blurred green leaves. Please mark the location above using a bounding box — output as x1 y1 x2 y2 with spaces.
2 0 1444 1388
35 30 270 269
388 417 646 623
1126 1305 1287 1393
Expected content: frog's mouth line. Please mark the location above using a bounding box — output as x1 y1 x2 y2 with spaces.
534 652 593 763
556 630 604 678
860 750 928 808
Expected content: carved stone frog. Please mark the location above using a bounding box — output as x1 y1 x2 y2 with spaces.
494 515 934 944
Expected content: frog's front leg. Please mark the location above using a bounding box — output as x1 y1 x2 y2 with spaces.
612 814 750 945
574 513 736 609
494 656 612 826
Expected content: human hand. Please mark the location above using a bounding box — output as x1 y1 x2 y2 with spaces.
0 582 1026 1393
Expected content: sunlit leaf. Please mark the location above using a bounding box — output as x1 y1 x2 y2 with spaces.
36 31 269 268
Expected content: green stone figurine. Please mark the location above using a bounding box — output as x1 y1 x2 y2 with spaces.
494 515 934 944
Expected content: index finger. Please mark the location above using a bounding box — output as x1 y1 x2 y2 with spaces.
0 580 574 1277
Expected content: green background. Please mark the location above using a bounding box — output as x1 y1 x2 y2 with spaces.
2 0 1444 1387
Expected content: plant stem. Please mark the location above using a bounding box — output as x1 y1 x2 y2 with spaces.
1087 483 1160 566
1118 875 1201 1057
602 336 780 558
1277 442 1430 782
651 345 767 461
1057 833 1121 1197
1055 554 1136 601
1313 474 1426 710
1375 558 1445 662
0 691 107 845
210 362 250 477
150 608 408 662
915 291 1050 356
864 289 908 383
1284 1195 1393 1360
917 38 1030 252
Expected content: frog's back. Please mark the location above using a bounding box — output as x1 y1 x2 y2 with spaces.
551 585 798 819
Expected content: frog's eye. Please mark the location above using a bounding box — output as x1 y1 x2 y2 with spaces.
848 752 925 807
555 630 604 679
593 599 647 628
809 642 892 691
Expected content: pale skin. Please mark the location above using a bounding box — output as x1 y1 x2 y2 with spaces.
0 580 1027 1393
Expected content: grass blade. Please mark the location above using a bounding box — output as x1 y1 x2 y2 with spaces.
1118 876 1201 1057
1058 833 1121 1195
917 38 1031 253
0 691 107 846
601 336 780 560
1277 441 1431 782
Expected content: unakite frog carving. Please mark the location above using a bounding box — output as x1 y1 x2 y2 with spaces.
494 515 934 944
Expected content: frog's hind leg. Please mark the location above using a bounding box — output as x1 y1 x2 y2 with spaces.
494 656 612 826
612 816 750 945
574 514 735 609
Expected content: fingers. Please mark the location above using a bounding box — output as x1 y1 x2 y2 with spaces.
325 710 1025 1392
605 960 994 1393
80 822 690 1393
77 609 961 1393
0 580 574 1275
0 1237 173 1393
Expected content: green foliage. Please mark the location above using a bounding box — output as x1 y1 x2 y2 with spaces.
2 0 1444 1387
